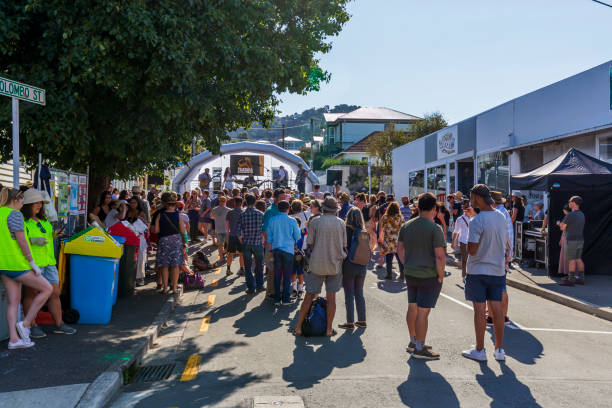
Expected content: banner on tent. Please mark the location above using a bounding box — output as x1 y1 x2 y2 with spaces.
230 155 264 176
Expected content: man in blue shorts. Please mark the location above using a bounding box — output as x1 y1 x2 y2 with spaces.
462 184 510 362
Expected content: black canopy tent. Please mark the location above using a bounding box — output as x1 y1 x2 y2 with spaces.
511 148 612 275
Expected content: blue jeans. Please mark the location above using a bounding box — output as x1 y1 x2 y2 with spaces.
342 274 366 323
243 244 264 291
273 250 294 303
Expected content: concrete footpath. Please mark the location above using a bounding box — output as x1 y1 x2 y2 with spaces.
447 244 612 323
0 279 177 408
506 264 612 322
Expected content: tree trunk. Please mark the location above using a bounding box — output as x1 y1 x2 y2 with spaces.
88 173 111 212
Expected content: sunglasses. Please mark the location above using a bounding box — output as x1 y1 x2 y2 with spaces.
37 221 46 234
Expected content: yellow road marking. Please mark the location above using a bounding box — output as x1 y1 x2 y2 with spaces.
207 294 216 306
211 278 219 287
199 315 211 332
214 267 221 275
180 354 202 381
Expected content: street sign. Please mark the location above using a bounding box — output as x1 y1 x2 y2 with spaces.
0 76 45 105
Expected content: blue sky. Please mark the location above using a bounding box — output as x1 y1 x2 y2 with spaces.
277 0 612 124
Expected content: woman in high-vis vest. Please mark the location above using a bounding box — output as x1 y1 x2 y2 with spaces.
0 187 52 349
21 189 76 339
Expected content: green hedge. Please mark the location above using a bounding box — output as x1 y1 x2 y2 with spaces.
321 158 368 170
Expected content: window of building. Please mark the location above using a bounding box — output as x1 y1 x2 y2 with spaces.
427 165 447 199
599 135 612 163
477 152 509 194
409 170 424 198
328 127 335 144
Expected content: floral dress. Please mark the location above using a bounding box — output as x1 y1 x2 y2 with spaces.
380 214 403 254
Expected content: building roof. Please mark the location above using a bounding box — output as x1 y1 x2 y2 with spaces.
342 131 381 153
324 107 421 124
278 136 302 142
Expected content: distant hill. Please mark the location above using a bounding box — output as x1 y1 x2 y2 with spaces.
228 104 360 142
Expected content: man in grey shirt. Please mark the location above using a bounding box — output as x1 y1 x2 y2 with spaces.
462 184 510 363
560 196 586 285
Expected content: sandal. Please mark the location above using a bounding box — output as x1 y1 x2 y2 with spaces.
338 323 355 330
355 321 367 328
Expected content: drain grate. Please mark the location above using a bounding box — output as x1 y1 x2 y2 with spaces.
130 363 176 383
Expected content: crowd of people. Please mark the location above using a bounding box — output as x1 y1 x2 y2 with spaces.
0 173 586 359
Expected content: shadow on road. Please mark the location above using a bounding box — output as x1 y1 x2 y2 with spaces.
282 330 366 389
477 363 541 407
234 299 295 337
133 340 270 408
487 326 544 365
397 358 460 407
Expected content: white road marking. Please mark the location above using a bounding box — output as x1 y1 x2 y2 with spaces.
440 292 612 335
440 293 473 310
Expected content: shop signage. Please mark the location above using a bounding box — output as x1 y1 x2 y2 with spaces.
437 126 458 159
230 155 264 176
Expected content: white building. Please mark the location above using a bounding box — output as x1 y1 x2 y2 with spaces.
324 107 421 153
393 60 612 201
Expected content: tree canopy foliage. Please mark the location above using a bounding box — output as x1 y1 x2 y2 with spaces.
367 112 448 173
0 0 351 182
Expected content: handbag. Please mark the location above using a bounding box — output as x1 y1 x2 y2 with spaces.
162 212 186 245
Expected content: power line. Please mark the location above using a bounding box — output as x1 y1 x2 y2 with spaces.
592 0 612 8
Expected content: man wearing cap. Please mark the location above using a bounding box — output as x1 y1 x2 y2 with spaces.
462 184 510 362
294 196 346 337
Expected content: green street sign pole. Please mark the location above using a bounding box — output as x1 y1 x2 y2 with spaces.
0 76 46 188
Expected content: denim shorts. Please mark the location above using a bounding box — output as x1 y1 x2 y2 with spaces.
216 232 228 245
405 276 442 308
0 270 29 279
465 274 506 303
304 270 342 294
41 264 60 285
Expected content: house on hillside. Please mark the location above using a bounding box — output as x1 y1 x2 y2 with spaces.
323 107 421 155
333 131 382 165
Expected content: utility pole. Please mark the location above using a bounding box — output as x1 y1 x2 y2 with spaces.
282 124 286 150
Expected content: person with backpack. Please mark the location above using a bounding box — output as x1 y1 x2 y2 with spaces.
293 196 347 337
338 206 369 330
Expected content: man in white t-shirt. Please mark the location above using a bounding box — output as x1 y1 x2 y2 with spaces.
276 166 287 188
451 200 473 278
462 184 510 363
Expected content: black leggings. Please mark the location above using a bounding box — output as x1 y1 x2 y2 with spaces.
385 253 403 274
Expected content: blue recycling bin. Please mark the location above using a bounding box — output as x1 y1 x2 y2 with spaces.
70 255 119 324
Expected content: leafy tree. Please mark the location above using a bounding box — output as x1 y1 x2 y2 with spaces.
366 112 448 173
0 0 351 200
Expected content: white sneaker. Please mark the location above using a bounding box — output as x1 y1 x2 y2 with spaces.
16 321 31 341
494 348 506 361
8 338 35 349
462 346 487 361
